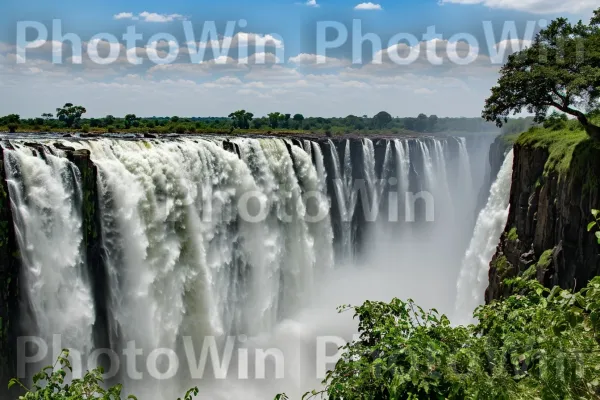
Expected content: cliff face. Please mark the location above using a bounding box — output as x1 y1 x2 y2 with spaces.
486 129 600 302
0 147 20 390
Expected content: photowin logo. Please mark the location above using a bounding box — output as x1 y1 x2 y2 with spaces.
14 18 553 67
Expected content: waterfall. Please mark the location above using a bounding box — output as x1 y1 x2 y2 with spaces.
3 144 96 354
362 139 377 210
0 134 501 399
394 139 411 222
327 139 355 262
454 149 515 323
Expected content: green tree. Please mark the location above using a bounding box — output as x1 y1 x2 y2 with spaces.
104 115 116 127
428 114 439 132
373 111 392 129
293 113 305 129
415 113 429 132
483 8 600 139
56 103 87 128
228 110 254 129
41 113 53 121
9 350 199 399
285 275 600 400
124 114 139 129
268 112 282 128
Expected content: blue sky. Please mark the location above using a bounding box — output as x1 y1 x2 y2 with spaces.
0 0 596 118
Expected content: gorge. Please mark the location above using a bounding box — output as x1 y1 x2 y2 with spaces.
0 133 498 398
0 129 598 399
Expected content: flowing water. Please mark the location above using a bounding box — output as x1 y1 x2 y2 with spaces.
0 134 502 399
454 149 515 324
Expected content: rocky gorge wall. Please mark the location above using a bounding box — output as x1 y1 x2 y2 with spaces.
486 128 600 301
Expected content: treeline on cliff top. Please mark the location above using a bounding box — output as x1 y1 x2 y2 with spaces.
0 107 501 135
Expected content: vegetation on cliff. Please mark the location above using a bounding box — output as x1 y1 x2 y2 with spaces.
0 110 499 136
483 8 600 140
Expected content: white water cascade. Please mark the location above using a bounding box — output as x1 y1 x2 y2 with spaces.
3 144 96 354
0 134 502 399
454 149 515 323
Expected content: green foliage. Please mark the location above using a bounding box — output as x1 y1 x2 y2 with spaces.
587 209 600 244
124 114 138 129
7 123 18 133
543 111 569 130
537 249 554 270
507 228 518 242
516 123 588 176
9 350 199 400
483 9 600 138
372 111 392 129
493 255 512 278
56 103 87 128
0 109 502 135
283 277 600 400
228 110 254 129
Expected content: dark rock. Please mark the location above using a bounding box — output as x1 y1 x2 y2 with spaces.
54 143 76 152
486 139 600 302
144 133 158 139
0 148 20 398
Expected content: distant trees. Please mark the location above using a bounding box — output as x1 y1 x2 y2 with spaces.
268 112 283 128
104 115 116 127
0 107 502 135
293 114 305 129
56 103 86 128
373 111 392 129
428 115 438 131
124 114 139 129
228 110 254 129
415 113 429 132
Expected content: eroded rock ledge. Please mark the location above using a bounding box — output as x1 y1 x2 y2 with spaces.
486 128 600 302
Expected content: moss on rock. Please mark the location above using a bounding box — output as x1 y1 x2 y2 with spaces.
537 249 554 270
507 227 518 242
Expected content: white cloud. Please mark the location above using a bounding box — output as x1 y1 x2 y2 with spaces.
113 12 135 20
0 42 13 53
113 11 186 22
238 52 281 64
186 32 285 55
140 11 186 22
305 0 319 7
151 39 179 50
414 88 436 95
439 0 598 14
288 53 351 68
354 2 383 10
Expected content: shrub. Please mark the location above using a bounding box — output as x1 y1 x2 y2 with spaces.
175 125 186 134
280 275 600 400
107 126 116 133
7 123 17 133
81 124 90 133
9 350 199 400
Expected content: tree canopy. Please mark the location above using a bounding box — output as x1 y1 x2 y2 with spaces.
483 8 600 139
56 103 87 128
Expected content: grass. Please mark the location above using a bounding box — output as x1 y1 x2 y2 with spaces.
516 120 588 176
502 133 521 146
